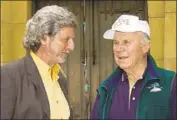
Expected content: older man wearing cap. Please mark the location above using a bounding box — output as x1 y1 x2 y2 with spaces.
90 15 176 119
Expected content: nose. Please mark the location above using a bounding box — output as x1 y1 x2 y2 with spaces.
66 39 75 53
114 43 125 53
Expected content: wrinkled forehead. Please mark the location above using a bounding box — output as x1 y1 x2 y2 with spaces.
58 27 75 37
113 31 144 40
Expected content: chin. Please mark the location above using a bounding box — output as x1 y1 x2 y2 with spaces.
117 63 130 70
56 56 66 64
120 67 130 71
57 60 64 64
58 59 66 64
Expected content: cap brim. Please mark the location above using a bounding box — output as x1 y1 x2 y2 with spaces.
103 29 115 40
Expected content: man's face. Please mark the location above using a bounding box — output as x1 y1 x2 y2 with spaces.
113 32 149 70
45 27 75 64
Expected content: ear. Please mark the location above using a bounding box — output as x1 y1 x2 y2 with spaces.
41 35 50 46
142 41 151 54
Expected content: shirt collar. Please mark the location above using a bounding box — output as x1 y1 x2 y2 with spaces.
30 51 61 81
50 64 61 81
30 51 50 75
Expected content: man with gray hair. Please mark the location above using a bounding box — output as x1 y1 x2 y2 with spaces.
1 5 77 119
91 14 176 119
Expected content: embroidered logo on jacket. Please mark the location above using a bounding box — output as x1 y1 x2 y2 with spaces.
147 82 163 92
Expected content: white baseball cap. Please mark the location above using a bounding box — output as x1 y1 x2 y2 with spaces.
103 14 150 39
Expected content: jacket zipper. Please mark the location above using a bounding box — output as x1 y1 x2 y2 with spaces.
102 86 108 119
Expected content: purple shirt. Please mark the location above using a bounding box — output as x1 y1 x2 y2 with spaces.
109 70 145 119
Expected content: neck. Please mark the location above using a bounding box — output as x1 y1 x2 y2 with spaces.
35 51 54 67
124 56 148 82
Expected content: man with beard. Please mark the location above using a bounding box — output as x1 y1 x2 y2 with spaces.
1 5 77 119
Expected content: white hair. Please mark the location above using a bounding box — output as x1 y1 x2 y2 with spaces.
23 5 77 52
141 32 150 44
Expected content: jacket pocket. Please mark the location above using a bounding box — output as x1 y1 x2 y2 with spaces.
143 105 171 119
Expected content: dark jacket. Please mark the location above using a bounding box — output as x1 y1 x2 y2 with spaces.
1 54 73 119
91 55 176 119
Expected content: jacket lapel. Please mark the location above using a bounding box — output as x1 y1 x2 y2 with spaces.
24 54 50 119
